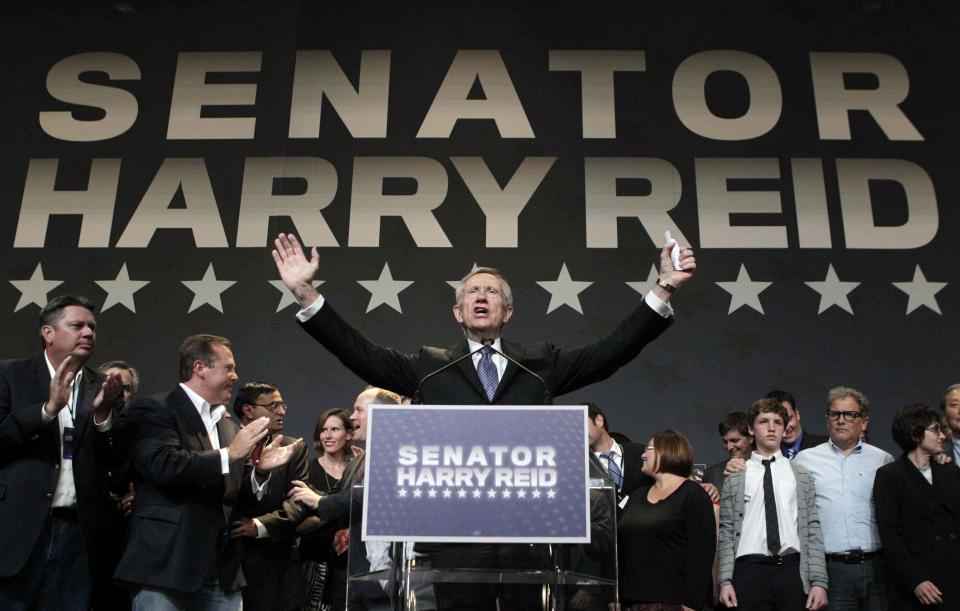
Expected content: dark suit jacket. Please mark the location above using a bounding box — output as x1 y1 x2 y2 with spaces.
702 459 727 491
0 352 122 578
300 300 671 405
874 456 960 608
114 386 248 593
799 431 828 452
236 435 309 611
619 441 653 496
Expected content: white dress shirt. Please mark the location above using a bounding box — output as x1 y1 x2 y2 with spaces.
42 352 112 509
593 440 625 482
736 450 802 558
179 383 231 475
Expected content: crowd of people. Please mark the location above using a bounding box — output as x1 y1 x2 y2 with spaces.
587 388 960 611
2 235 959 611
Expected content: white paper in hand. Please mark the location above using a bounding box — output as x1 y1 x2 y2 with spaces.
664 230 684 271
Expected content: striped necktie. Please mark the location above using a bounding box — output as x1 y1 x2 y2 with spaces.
599 451 623 488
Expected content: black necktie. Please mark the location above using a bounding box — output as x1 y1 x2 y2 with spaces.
762 457 781 556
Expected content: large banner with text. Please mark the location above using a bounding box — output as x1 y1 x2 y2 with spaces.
0 1 957 457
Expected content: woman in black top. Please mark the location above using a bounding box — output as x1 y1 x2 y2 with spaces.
297 408 354 611
617 430 716 611
874 404 960 610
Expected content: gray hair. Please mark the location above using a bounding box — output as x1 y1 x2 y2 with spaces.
454 267 514 308
941 384 960 411
827 386 870 417
96 360 140 394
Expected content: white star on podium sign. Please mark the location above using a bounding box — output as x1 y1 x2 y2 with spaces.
358 263 414 313
717 264 773 314
269 280 324 313
182 263 237 313
537 263 593 314
893 265 946 315
447 263 480 292
805 264 860 315
96 263 150 313
9 263 63 311
626 264 660 296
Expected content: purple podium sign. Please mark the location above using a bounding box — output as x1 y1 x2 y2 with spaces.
362 405 590 543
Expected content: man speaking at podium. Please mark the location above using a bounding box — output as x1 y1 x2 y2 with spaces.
271 232 695 609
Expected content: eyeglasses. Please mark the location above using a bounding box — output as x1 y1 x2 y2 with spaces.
826 410 862 422
463 286 502 299
251 402 287 412
925 424 943 435
644 445 656 452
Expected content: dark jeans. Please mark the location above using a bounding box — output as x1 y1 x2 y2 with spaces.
0 512 91 611
825 556 886 611
732 555 806 611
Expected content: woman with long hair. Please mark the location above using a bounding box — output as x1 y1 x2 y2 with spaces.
298 408 354 611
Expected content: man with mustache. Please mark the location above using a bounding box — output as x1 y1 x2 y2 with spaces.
230 382 309 611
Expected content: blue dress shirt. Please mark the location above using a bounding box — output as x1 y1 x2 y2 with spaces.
794 440 894 554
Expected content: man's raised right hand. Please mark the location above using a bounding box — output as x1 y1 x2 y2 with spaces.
272 233 321 309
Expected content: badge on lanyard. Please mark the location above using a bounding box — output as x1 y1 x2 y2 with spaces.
62 426 76 460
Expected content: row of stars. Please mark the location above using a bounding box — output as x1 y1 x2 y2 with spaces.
4 260 948 316
397 487 558 500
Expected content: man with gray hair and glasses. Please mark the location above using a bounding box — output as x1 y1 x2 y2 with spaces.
794 386 894 610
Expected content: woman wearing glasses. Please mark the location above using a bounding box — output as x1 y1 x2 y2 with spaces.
874 404 960 610
617 430 716 611
297 408 355 611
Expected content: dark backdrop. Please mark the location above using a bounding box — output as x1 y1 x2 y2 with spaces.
1 0 956 463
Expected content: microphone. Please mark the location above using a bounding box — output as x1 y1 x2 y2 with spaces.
481 339 552 405
411 342 490 404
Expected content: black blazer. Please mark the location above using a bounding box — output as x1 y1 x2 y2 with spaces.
0 352 122 578
114 386 248 593
798 431 829 452
620 441 653 496
300 300 672 406
874 456 960 608
702 459 727 491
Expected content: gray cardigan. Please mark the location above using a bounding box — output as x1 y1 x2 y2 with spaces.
717 459 828 594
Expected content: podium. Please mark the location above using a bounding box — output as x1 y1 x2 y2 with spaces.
343 405 620 611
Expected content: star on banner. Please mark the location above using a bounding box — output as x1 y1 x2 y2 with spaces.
893 265 946 315
96 263 150 313
182 263 237 313
626 265 660 296
269 280 324 313
805 264 860 315
9 263 63 311
447 263 480 293
358 263 413 314
536 263 592 314
716 264 772 314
